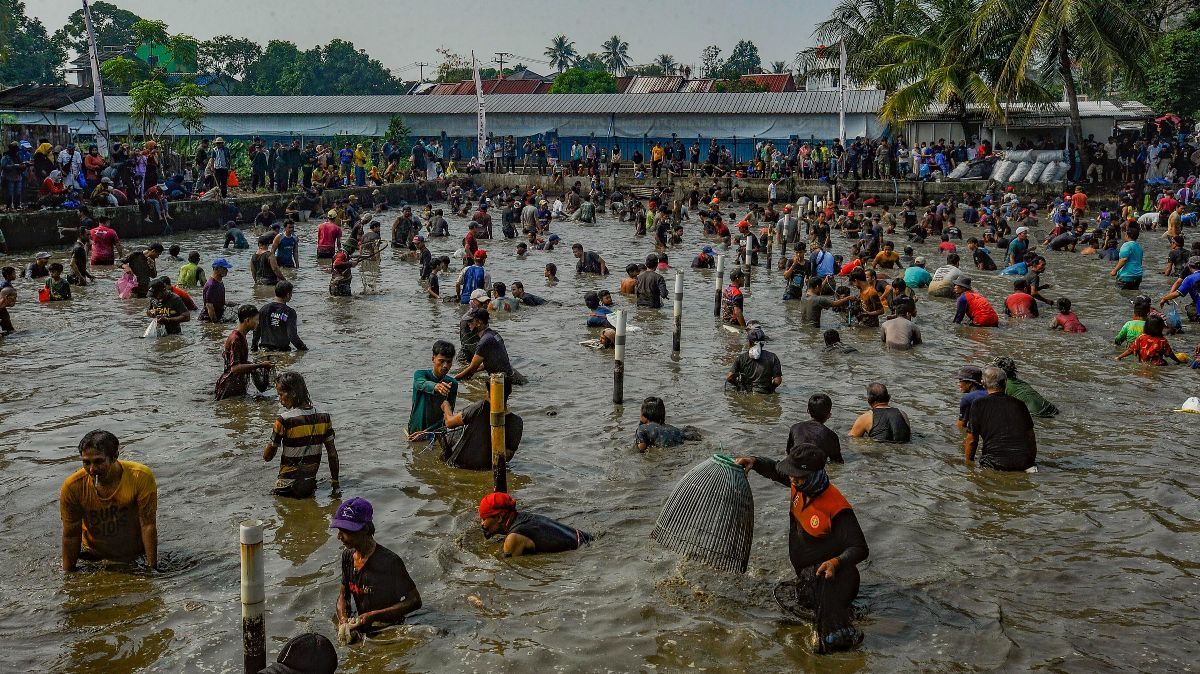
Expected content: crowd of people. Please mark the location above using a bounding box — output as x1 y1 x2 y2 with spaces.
5 132 1200 669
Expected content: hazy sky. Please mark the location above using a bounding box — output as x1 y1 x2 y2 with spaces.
32 0 840 78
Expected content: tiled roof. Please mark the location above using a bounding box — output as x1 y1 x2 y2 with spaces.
740 73 796 93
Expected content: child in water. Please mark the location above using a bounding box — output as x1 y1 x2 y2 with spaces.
634 396 701 451
544 262 558 285
1050 297 1087 333
44 263 72 301
584 291 612 328
1116 315 1184 365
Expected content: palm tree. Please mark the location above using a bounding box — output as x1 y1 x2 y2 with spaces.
770 61 789 74
976 0 1152 150
601 35 631 75
796 0 918 90
544 34 578 73
653 54 678 75
869 0 1053 137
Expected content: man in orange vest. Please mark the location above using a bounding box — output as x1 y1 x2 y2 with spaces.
737 444 869 653
952 276 999 327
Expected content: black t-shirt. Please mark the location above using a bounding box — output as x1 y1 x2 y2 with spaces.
786 420 843 463
800 295 834 327
967 393 1037 470
443 400 522 470
1168 248 1189 278
475 328 513 377
340 545 417 622
973 249 998 270
148 292 188 334
730 350 782 393
507 512 592 554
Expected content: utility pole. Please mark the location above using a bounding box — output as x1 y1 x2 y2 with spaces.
416 62 429 83
494 52 512 78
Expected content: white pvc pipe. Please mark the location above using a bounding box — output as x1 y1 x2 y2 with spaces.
671 271 683 354
240 520 265 674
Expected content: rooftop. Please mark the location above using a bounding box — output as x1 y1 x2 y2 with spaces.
52 90 888 116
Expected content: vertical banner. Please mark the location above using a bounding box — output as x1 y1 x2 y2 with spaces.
472 51 487 160
82 0 110 155
838 41 847 145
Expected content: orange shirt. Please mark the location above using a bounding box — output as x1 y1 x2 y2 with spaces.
60 461 157 562
1070 193 1088 211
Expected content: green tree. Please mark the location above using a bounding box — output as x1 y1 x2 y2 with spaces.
548 67 618 93
601 35 631 74
166 34 199 72
314 39 403 94
241 40 307 94
653 54 679 75
129 78 171 136
54 1 144 59
434 46 471 83
719 40 762 76
796 0 918 90
700 45 723 77
99 55 144 89
170 82 208 136
978 0 1153 150
131 19 168 51
714 79 769 93
545 35 578 73
197 35 262 80
574 53 609 72
385 115 411 157
1142 28 1200 119
770 60 789 74
0 0 66 85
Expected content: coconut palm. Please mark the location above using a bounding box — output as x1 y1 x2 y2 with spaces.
796 0 919 90
601 35 632 75
976 0 1152 150
869 0 1053 136
770 61 789 74
544 34 578 73
653 54 678 75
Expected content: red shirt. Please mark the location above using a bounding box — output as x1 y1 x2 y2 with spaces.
1005 292 1036 318
90 225 119 264
316 221 341 251
1159 196 1179 213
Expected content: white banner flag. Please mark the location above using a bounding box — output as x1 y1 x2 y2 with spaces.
82 0 110 155
472 51 487 161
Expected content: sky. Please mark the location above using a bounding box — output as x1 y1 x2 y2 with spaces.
31 0 841 79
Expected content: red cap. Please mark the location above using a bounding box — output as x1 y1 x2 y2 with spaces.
473 249 487 261
737 220 750 231
479 492 516 519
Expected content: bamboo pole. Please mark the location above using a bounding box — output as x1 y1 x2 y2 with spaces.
489 373 507 493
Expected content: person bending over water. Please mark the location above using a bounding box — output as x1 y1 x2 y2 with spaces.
478 492 592 556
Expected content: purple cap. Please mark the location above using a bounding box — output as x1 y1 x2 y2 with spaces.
330 497 373 532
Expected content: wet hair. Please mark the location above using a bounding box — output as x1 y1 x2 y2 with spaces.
511 281 524 291
807 393 832 422
1132 296 1151 318
237 303 259 321
168 244 181 256
1014 279 1029 292
658 253 668 264
823 329 841 346
78 430 120 459
866 382 890 405
275 371 312 406
890 278 908 292
437 255 451 268
894 299 916 317
492 281 507 297
848 268 866 284
571 243 584 252
981 366 1007 391
584 291 600 310
147 242 164 254
148 279 168 295
545 262 557 277
274 280 294 299
640 396 667 424
1144 314 1165 337
432 339 456 359
1056 297 1072 313
626 263 640 276
1 266 15 279
729 269 744 283
947 253 960 265
48 262 64 274
1126 224 1140 240
188 251 201 264
258 233 276 247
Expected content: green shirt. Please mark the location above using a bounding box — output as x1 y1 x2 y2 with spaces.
177 262 205 288
1005 376 1058 418
407 369 459 435
1114 319 1145 346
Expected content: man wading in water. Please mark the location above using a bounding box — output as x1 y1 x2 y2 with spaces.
478 492 592 556
60 430 158 571
332 497 423 642
736 444 868 652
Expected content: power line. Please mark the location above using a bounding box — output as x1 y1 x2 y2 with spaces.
494 51 512 77
415 62 429 82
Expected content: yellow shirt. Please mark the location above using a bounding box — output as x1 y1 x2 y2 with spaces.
60 460 157 562
651 146 664 161
353 149 368 167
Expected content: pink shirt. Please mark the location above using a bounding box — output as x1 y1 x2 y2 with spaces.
1053 312 1087 333
316 221 341 251
90 225 118 263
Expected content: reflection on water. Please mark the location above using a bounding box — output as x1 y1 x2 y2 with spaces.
0 204 1198 671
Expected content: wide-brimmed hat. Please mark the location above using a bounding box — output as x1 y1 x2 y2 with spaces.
953 276 973 290
957 366 983 386
776 443 827 478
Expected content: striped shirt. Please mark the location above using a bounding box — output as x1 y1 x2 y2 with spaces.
271 405 334 497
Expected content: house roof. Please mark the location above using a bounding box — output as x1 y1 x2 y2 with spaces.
740 73 796 93
680 79 715 93
623 76 686 94
0 84 94 111
910 100 1154 122
54 90 889 116
425 79 549 95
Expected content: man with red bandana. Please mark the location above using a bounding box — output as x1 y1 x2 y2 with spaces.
737 444 869 653
478 492 592 557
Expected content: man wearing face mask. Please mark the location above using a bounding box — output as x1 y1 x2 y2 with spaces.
736 444 867 653
60 430 158 571
726 326 782 393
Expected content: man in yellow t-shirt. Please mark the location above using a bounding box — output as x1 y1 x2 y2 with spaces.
60 430 158 571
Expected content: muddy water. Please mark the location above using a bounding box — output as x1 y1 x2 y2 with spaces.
0 205 1197 673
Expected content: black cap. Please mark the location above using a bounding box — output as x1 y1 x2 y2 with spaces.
776 443 827 477
259 632 338 674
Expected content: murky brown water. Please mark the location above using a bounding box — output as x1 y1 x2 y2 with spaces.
1 203 1198 673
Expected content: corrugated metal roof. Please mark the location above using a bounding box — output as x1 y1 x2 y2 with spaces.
740 73 796 93
680 79 715 93
911 100 1153 121
624 76 685 94
56 90 887 116
615 77 633 93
